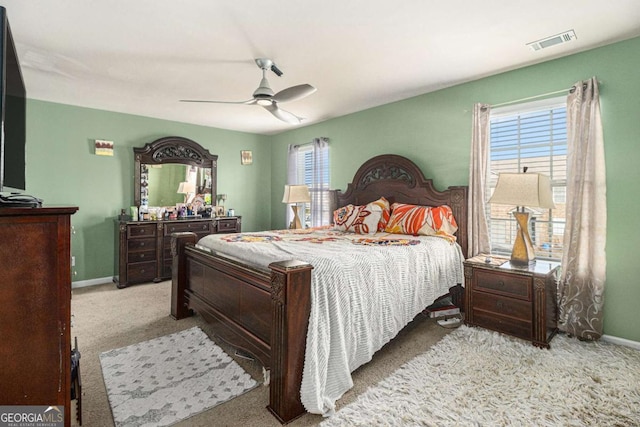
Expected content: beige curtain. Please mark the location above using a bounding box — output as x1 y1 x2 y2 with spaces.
558 77 606 340
468 103 491 257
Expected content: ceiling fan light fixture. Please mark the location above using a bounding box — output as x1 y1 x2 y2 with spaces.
256 98 272 106
253 77 274 98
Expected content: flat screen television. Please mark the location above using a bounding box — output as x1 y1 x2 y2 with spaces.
0 6 26 193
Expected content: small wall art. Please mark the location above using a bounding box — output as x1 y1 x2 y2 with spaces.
241 150 253 165
95 139 114 156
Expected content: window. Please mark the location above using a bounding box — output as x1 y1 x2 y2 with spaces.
287 138 330 227
488 97 567 261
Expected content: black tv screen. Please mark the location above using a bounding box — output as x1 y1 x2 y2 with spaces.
0 7 26 192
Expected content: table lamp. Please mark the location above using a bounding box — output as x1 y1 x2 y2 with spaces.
488 169 555 266
177 181 196 203
282 185 311 229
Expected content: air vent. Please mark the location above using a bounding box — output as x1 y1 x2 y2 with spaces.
527 30 577 51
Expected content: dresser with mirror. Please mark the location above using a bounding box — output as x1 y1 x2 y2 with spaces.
114 136 240 288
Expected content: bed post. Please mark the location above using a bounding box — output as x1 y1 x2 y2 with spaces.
171 232 197 320
267 260 314 424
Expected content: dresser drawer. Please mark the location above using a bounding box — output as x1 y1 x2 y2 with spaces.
164 221 212 235
128 249 156 263
474 270 531 300
472 291 531 321
473 310 532 340
217 219 238 232
127 224 157 238
128 237 156 252
127 261 157 282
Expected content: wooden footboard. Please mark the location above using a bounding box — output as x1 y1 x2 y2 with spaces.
171 232 313 423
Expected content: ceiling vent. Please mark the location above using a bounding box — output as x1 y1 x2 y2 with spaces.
527 30 577 51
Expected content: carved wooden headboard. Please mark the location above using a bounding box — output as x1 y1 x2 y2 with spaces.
333 154 468 257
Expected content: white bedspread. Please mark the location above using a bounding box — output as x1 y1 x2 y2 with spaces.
196 228 464 416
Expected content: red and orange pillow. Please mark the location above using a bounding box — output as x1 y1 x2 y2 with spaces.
384 203 458 240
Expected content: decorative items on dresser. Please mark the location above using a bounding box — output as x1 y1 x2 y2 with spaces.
115 216 241 288
464 254 560 348
0 206 78 427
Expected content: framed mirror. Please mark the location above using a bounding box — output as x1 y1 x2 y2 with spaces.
134 136 218 208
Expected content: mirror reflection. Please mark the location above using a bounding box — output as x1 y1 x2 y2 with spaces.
143 164 212 207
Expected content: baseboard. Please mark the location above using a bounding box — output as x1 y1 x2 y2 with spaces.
72 276 113 289
601 334 640 350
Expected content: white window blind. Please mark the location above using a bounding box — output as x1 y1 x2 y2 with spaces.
488 97 567 261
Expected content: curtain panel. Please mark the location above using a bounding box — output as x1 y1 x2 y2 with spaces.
310 137 331 227
558 77 607 340
468 103 492 257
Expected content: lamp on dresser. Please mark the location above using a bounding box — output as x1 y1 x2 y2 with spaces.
282 184 311 229
488 168 555 266
177 181 196 203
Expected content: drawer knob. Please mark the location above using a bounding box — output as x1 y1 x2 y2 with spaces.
140 254 145 258
140 229 145 234
140 242 145 247
496 301 504 310
497 280 505 287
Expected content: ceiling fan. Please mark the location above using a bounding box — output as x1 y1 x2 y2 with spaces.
180 58 316 124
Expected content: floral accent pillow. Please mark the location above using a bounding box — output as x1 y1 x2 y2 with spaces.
369 197 391 231
384 203 458 241
333 201 383 235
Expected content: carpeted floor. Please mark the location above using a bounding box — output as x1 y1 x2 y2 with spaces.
321 325 640 426
71 280 450 426
72 280 639 427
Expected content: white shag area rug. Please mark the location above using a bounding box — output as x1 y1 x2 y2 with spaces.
322 325 640 426
100 327 257 427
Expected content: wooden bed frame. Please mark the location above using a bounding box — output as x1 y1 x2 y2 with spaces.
171 154 468 423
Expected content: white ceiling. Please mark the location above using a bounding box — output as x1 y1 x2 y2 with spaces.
3 1 640 135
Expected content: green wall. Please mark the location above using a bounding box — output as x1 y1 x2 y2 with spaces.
25 102 271 282
270 36 640 342
22 36 639 342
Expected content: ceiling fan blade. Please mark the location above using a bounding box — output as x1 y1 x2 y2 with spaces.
262 102 303 124
272 84 316 103
180 99 256 105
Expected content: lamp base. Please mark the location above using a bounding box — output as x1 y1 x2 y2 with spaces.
290 205 303 229
510 211 536 266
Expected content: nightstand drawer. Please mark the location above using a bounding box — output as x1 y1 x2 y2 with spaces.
474 270 531 300
473 310 532 340
472 292 531 321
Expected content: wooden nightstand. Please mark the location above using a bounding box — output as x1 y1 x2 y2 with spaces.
464 255 561 348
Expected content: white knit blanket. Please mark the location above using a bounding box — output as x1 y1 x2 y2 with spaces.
197 228 464 416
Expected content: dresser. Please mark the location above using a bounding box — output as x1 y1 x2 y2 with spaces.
0 206 78 427
464 255 560 348
115 216 241 288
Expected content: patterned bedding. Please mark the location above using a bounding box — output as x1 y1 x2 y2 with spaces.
196 227 464 416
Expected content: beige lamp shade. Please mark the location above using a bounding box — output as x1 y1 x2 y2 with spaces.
489 173 555 209
177 181 196 194
282 185 311 204
282 185 310 229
